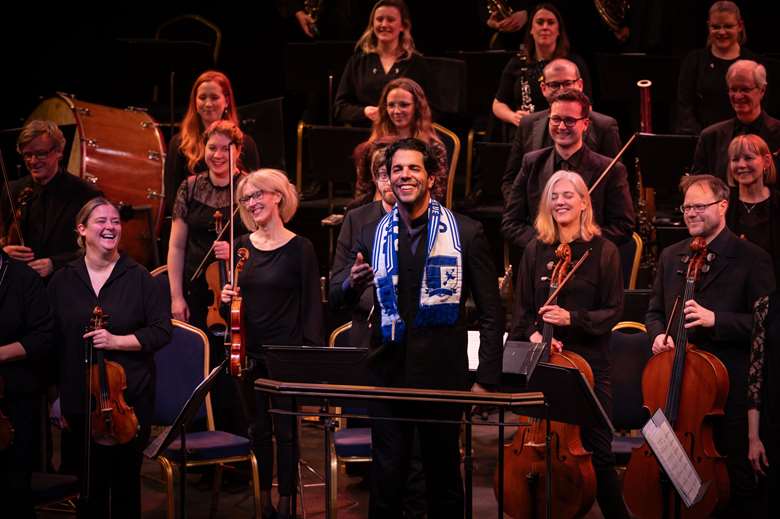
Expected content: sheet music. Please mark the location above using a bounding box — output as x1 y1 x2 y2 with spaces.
642 409 704 508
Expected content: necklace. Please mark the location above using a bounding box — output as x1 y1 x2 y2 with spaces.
742 201 759 213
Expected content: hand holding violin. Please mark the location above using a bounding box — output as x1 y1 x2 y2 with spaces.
83 328 141 351
221 283 239 304
213 240 230 261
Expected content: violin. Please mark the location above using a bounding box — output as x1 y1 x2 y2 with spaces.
624 237 730 518
3 186 33 247
496 243 597 519
0 376 14 451
227 248 249 378
205 210 228 336
87 306 139 446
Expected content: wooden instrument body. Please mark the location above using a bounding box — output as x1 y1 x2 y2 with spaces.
205 211 228 335
227 248 249 378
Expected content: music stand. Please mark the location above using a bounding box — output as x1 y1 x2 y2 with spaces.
144 359 225 519
623 288 653 324
637 133 699 217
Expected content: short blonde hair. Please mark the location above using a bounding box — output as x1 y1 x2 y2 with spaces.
237 169 299 229
75 197 119 250
727 134 776 186
17 120 66 153
534 170 600 244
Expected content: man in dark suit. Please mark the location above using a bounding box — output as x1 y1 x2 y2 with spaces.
501 58 622 202
693 60 780 181
331 138 503 519
646 175 775 517
502 89 635 256
1 120 100 280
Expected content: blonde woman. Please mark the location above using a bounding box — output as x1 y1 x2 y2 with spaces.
509 170 630 519
220 169 323 519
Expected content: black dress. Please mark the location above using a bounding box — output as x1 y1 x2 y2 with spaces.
334 51 433 125
727 189 780 282
48 253 171 519
510 236 630 519
234 233 323 495
0 253 55 518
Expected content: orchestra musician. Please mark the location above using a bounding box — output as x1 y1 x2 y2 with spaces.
48 197 171 519
502 89 634 259
333 0 433 125
501 58 621 202
647 174 775 516
220 169 323 519
0 250 55 518
331 138 503 518
676 1 759 135
1 120 100 279
725 134 780 280
352 78 448 206
509 170 630 519
163 70 260 218
692 59 780 181
748 292 778 519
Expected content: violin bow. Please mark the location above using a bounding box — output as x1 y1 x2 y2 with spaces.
0 148 24 246
541 248 592 307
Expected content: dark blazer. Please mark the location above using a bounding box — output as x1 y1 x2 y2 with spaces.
330 211 504 391
692 112 780 181
646 229 775 413
501 109 622 202
3 171 101 274
329 200 387 348
502 144 635 252
726 188 780 281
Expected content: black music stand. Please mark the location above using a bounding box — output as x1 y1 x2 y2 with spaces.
144 359 225 519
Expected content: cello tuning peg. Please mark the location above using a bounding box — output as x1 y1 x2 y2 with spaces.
706 253 716 262
680 255 690 264
701 264 711 273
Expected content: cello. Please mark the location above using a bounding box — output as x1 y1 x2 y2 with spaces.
87 306 139 445
495 243 597 519
623 237 730 518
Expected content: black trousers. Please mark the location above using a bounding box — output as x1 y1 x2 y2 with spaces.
0 393 41 519
62 415 149 519
369 401 464 519
244 361 297 495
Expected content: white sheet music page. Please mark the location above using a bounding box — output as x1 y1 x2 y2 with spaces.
641 408 703 508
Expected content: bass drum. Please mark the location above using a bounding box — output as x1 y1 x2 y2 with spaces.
27 93 165 268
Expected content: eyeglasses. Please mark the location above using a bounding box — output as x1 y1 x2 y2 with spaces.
549 115 587 128
708 23 738 31
679 200 722 214
542 79 579 90
238 189 272 206
728 86 759 95
21 146 57 161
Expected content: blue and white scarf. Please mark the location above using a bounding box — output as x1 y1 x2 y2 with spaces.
371 199 462 344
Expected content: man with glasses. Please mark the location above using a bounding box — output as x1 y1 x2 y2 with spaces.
502 88 634 258
646 174 774 517
0 120 100 279
693 59 780 181
501 58 621 202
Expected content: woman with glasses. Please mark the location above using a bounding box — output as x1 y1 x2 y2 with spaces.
492 3 591 141
725 134 780 280
221 169 323 519
352 78 448 208
676 1 760 134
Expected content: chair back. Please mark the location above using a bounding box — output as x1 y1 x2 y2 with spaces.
152 320 214 430
422 56 467 116
618 232 642 289
156 14 221 64
328 322 353 348
150 265 172 312
239 97 286 171
469 141 511 206
432 123 461 209
609 322 652 430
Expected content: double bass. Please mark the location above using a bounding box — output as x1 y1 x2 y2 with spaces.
496 243 597 518
623 237 730 518
87 306 139 445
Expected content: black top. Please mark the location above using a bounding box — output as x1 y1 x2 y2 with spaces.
749 294 780 442
494 52 592 115
236 234 324 356
48 254 172 425
331 211 504 390
509 237 623 365
675 47 760 135
164 132 260 216
1 170 101 275
0 253 54 396
334 51 433 125
726 188 780 281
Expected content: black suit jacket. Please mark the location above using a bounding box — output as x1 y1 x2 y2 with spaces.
646 229 775 412
329 200 386 348
501 109 622 203
330 210 504 391
501 144 635 252
2 171 101 275
692 112 780 181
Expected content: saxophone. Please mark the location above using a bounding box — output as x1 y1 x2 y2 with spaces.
517 45 535 113
486 0 514 20
304 0 322 37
